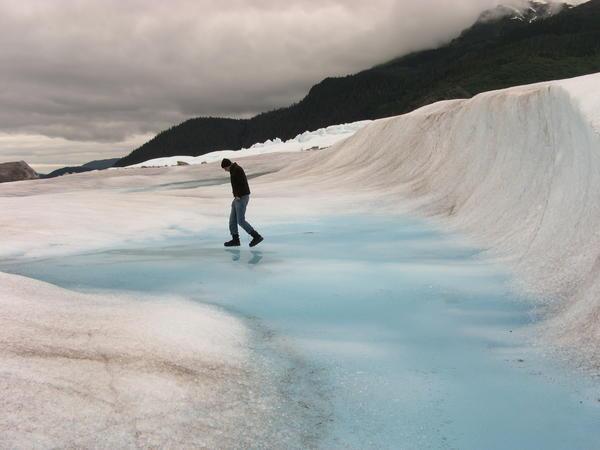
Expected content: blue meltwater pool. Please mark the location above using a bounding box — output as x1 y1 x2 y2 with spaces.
4 215 600 449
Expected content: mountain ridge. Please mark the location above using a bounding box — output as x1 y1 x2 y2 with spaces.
42 158 120 178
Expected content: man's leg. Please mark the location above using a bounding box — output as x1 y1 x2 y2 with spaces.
234 195 256 235
235 195 263 247
229 199 239 236
224 200 240 247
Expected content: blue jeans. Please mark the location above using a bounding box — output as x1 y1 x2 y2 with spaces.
229 195 256 236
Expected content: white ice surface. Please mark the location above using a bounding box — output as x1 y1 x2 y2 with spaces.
0 271 264 448
125 120 371 168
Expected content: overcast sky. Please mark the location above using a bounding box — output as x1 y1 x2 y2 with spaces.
0 0 585 170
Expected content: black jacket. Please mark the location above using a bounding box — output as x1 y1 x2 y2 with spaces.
229 163 251 197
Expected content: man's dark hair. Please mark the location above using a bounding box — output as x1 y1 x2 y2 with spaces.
221 158 232 168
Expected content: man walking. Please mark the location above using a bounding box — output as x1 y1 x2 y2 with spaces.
221 158 263 247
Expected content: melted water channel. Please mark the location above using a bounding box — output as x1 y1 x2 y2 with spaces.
4 215 599 449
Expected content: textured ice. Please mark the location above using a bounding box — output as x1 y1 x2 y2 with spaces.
0 271 328 448
0 271 247 447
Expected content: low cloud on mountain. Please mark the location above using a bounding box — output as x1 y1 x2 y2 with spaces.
0 0 586 166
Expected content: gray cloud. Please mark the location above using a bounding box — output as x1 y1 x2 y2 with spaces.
0 0 587 165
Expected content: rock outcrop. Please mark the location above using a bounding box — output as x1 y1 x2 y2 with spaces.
0 161 39 183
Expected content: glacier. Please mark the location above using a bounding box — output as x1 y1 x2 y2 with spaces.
2 72 600 447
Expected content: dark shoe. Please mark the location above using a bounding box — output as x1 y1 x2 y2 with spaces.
249 231 263 247
224 234 240 247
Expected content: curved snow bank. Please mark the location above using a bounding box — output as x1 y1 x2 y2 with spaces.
0 272 316 447
126 120 371 168
276 73 600 368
